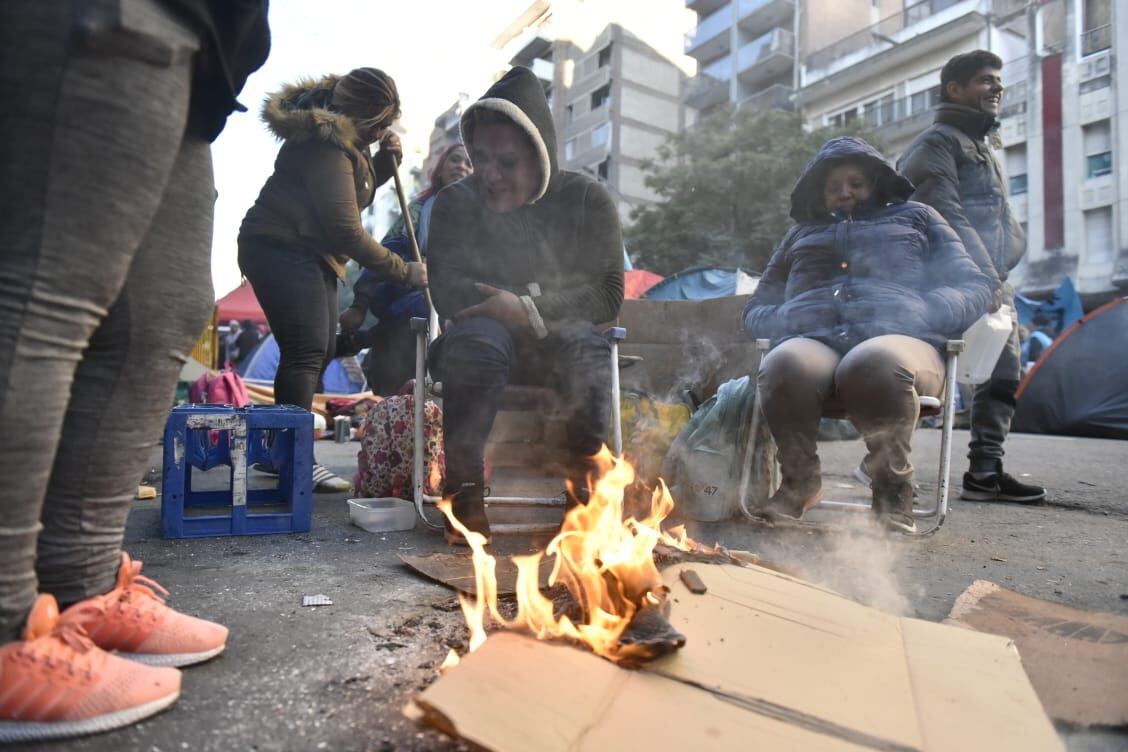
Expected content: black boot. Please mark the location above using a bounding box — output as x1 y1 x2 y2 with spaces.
443 481 490 545
564 455 601 511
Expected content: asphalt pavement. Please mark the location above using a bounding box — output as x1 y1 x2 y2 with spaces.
16 428 1128 752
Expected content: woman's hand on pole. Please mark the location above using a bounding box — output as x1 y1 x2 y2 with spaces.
405 261 428 288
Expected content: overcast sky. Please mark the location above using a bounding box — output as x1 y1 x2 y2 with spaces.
209 0 531 298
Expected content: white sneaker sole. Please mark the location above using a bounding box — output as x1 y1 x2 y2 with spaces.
119 642 226 668
0 690 179 744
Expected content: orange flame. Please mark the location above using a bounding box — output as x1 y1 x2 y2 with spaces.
439 446 708 664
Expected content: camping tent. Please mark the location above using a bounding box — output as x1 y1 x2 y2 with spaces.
624 269 664 299
216 281 267 326
643 266 759 301
1013 297 1128 440
237 334 366 395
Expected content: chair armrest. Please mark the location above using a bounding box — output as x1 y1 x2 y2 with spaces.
946 339 965 354
410 317 428 333
755 338 771 353
604 326 627 342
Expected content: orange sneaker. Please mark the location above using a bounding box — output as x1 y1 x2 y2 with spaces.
0 594 180 743
66 552 228 668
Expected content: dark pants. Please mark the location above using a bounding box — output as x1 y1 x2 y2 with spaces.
363 318 416 397
239 239 338 412
430 317 612 488
968 285 1022 473
0 0 212 641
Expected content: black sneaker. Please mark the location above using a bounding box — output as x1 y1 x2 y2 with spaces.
961 472 1046 503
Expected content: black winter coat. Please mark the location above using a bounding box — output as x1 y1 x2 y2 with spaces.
743 137 992 354
428 67 624 334
897 104 1024 285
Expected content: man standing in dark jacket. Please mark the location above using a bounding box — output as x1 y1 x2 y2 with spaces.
428 66 625 543
899 50 1045 503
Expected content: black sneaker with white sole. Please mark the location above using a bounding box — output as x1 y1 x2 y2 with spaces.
960 471 1045 503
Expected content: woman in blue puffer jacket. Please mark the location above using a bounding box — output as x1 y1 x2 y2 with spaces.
743 136 991 533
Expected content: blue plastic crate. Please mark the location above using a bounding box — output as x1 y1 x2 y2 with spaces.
162 404 313 538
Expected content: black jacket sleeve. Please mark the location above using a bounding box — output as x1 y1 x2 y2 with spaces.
427 189 487 321
898 132 1002 288
742 226 797 341
919 206 993 336
531 182 624 325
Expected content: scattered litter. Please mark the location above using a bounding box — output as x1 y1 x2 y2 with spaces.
678 569 707 595
991 555 1007 563
1036 565 1047 571
302 594 333 607
1078 480 1096 486
136 484 157 500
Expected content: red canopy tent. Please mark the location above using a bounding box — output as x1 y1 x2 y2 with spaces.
215 281 267 326
624 269 664 299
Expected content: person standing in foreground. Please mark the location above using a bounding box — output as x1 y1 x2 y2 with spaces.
427 66 625 544
0 0 269 741
238 67 427 491
898 50 1046 503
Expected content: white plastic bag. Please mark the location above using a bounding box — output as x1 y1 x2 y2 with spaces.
957 304 1013 385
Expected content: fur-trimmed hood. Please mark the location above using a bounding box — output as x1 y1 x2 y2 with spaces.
459 66 557 204
260 75 361 150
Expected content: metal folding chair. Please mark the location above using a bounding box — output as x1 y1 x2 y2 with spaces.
409 314 626 535
737 338 964 537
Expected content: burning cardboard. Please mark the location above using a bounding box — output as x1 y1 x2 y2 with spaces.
408 564 1063 751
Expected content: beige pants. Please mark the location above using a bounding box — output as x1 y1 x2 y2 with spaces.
757 336 944 504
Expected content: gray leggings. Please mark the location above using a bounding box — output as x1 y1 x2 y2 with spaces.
0 1 213 642
757 336 944 489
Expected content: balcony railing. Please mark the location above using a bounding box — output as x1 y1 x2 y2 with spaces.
739 83 794 112
685 2 732 54
737 27 794 71
806 0 968 72
1082 24 1112 56
686 55 733 108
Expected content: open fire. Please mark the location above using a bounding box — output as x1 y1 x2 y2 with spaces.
439 446 709 669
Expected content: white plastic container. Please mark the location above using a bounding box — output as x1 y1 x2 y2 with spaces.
957 304 1013 385
347 498 416 533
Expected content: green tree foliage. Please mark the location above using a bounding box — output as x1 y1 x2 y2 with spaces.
625 106 879 276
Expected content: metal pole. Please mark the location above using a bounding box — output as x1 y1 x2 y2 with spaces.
390 167 436 318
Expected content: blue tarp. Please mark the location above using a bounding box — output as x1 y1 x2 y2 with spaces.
1014 276 1084 336
643 266 757 300
237 334 365 394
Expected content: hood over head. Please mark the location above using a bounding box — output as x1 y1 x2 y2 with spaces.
789 136 914 221
460 66 557 204
261 74 362 150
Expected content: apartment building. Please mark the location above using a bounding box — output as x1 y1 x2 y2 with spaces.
683 0 799 115
420 0 694 225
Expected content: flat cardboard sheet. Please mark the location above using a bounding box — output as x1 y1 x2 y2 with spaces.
400 553 553 596
947 579 1128 727
409 564 1062 751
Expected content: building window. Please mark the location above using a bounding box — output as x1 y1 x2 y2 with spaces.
591 83 611 110
862 94 894 127
592 122 612 148
1005 144 1028 195
1084 120 1112 178
1082 0 1112 56
1083 206 1113 264
597 158 610 180
598 44 612 68
564 138 576 161
909 85 941 115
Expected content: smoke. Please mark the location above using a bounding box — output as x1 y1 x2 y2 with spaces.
763 517 922 617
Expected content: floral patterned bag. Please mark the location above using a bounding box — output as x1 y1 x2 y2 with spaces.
354 395 444 500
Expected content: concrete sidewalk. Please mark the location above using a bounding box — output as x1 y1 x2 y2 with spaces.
18 429 1128 752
